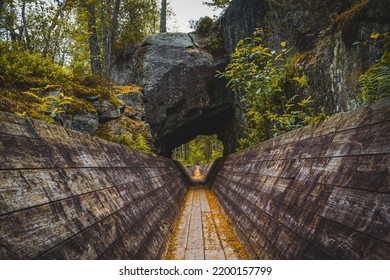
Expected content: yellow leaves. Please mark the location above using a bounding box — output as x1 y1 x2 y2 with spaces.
113 85 142 94
16 112 27 117
297 96 313 107
370 32 381 39
293 75 308 88
280 41 287 48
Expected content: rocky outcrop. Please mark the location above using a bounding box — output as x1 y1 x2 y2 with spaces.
116 90 145 121
221 0 360 53
70 85 151 148
71 111 99 135
113 32 232 157
90 98 124 122
220 0 390 115
301 0 390 113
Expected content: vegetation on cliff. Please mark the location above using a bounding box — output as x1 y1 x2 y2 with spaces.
357 32 390 105
0 43 152 152
217 28 327 149
0 1 160 152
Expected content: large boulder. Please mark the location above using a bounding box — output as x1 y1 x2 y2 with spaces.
114 32 232 156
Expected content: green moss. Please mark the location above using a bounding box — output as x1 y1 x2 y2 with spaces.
67 98 97 115
72 82 122 107
113 85 142 94
96 124 111 141
0 89 52 123
332 0 370 31
20 91 43 103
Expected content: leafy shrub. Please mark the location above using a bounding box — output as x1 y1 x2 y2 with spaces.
110 133 151 153
217 28 325 149
0 46 73 88
193 16 214 36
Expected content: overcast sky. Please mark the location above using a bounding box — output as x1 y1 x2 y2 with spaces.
167 0 223 32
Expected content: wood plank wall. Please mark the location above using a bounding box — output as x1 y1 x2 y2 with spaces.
0 112 187 259
210 97 390 259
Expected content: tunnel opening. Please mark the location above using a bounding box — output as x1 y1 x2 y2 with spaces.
172 134 224 166
155 105 234 158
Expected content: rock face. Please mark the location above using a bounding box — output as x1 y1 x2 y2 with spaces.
109 0 388 157
71 111 99 135
114 32 232 156
91 99 124 122
220 0 390 114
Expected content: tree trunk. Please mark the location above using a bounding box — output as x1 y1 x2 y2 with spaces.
100 0 120 79
86 2 102 75
21 0 31 51
106 0 120 77
205 136 211 162
99 0 108 76
160 0 167 33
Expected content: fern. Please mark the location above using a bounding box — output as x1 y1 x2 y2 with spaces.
358 51 390 105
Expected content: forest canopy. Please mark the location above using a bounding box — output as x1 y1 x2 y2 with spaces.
0 0 161 77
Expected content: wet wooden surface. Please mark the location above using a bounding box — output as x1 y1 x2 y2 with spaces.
164 188 248 260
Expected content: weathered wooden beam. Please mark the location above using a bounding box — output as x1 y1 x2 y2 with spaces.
210 97 390 259
0 111 187 260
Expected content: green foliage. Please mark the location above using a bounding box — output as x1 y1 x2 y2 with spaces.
217 28 325 149
203 0 231 10
193 16 214 36
0 1 160 77
0 44 73 88
189 17 225 56
357 33 390 105
172 135 223 166
358 52 390 105
110 133 151 153
115 0 160 48
40 92 74 119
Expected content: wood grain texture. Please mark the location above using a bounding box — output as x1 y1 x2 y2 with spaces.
0 112 187 259
210 97 390 259
1 97 389 260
